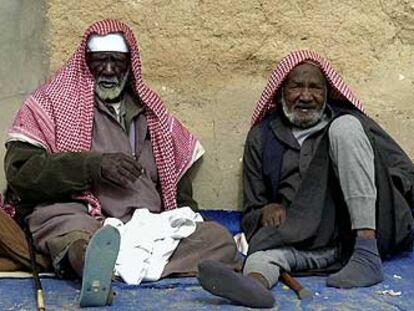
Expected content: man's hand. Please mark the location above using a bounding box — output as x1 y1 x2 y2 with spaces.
261 203 286 227
100 153 144 187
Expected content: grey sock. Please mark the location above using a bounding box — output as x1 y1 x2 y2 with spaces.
327 237 383 288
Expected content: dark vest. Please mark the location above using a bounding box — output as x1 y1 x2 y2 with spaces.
261 116 285 203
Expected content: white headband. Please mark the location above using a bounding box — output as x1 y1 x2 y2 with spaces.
87 33 129 53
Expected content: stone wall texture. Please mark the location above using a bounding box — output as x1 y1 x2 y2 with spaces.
0 0 48 190
44 0 414 209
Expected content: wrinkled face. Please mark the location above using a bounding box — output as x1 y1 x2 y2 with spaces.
282 63 327 128
86 51 130 102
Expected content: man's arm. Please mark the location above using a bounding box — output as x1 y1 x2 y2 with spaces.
5 141 103 203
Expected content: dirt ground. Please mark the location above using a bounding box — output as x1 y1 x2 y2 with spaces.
47 0 414 209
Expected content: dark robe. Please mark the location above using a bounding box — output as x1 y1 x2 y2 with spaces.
242 102 414 259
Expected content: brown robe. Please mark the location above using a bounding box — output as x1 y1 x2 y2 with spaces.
2 95 241 276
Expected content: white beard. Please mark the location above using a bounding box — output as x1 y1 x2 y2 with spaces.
281 95 327 128
95 72 129 101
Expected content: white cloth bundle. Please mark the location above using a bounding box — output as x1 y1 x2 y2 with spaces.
104 207 203 285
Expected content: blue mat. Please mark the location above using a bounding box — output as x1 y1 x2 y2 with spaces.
1 210 413 310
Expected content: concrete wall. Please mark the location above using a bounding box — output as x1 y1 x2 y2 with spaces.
3 1 414 210
0 0 49 190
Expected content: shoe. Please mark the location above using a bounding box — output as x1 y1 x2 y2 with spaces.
79 225 120 307
198 260 275 308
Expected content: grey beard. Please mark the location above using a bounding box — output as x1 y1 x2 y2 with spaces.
95 73 128 101
281 95 327 128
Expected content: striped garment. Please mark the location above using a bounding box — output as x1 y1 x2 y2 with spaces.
251 50 366 127
3 19 202 218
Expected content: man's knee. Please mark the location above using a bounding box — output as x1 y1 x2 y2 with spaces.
329 114 364 143
328 114 373 162
245 248 293 271
245 251 268 266
196 221 235 245
196 221 241 265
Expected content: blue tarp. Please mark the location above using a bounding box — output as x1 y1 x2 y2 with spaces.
1 210 413 310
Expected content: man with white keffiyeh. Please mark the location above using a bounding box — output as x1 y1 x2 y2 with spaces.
198 50 414 308
1 20 240 307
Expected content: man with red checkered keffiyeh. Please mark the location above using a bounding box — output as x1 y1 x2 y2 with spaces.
0 20 240 307
198 50 414 308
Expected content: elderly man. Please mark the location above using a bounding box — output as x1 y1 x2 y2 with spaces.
198 50 414 308
2 20 240 307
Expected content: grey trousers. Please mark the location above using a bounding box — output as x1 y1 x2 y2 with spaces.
328 114 376 230
244 246 338 287
244 115 377 286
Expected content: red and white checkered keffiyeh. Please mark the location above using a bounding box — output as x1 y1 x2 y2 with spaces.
4 19 201 218
251 50 365 127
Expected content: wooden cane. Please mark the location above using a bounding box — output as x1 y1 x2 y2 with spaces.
280 271 312 300
25 229 46 311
